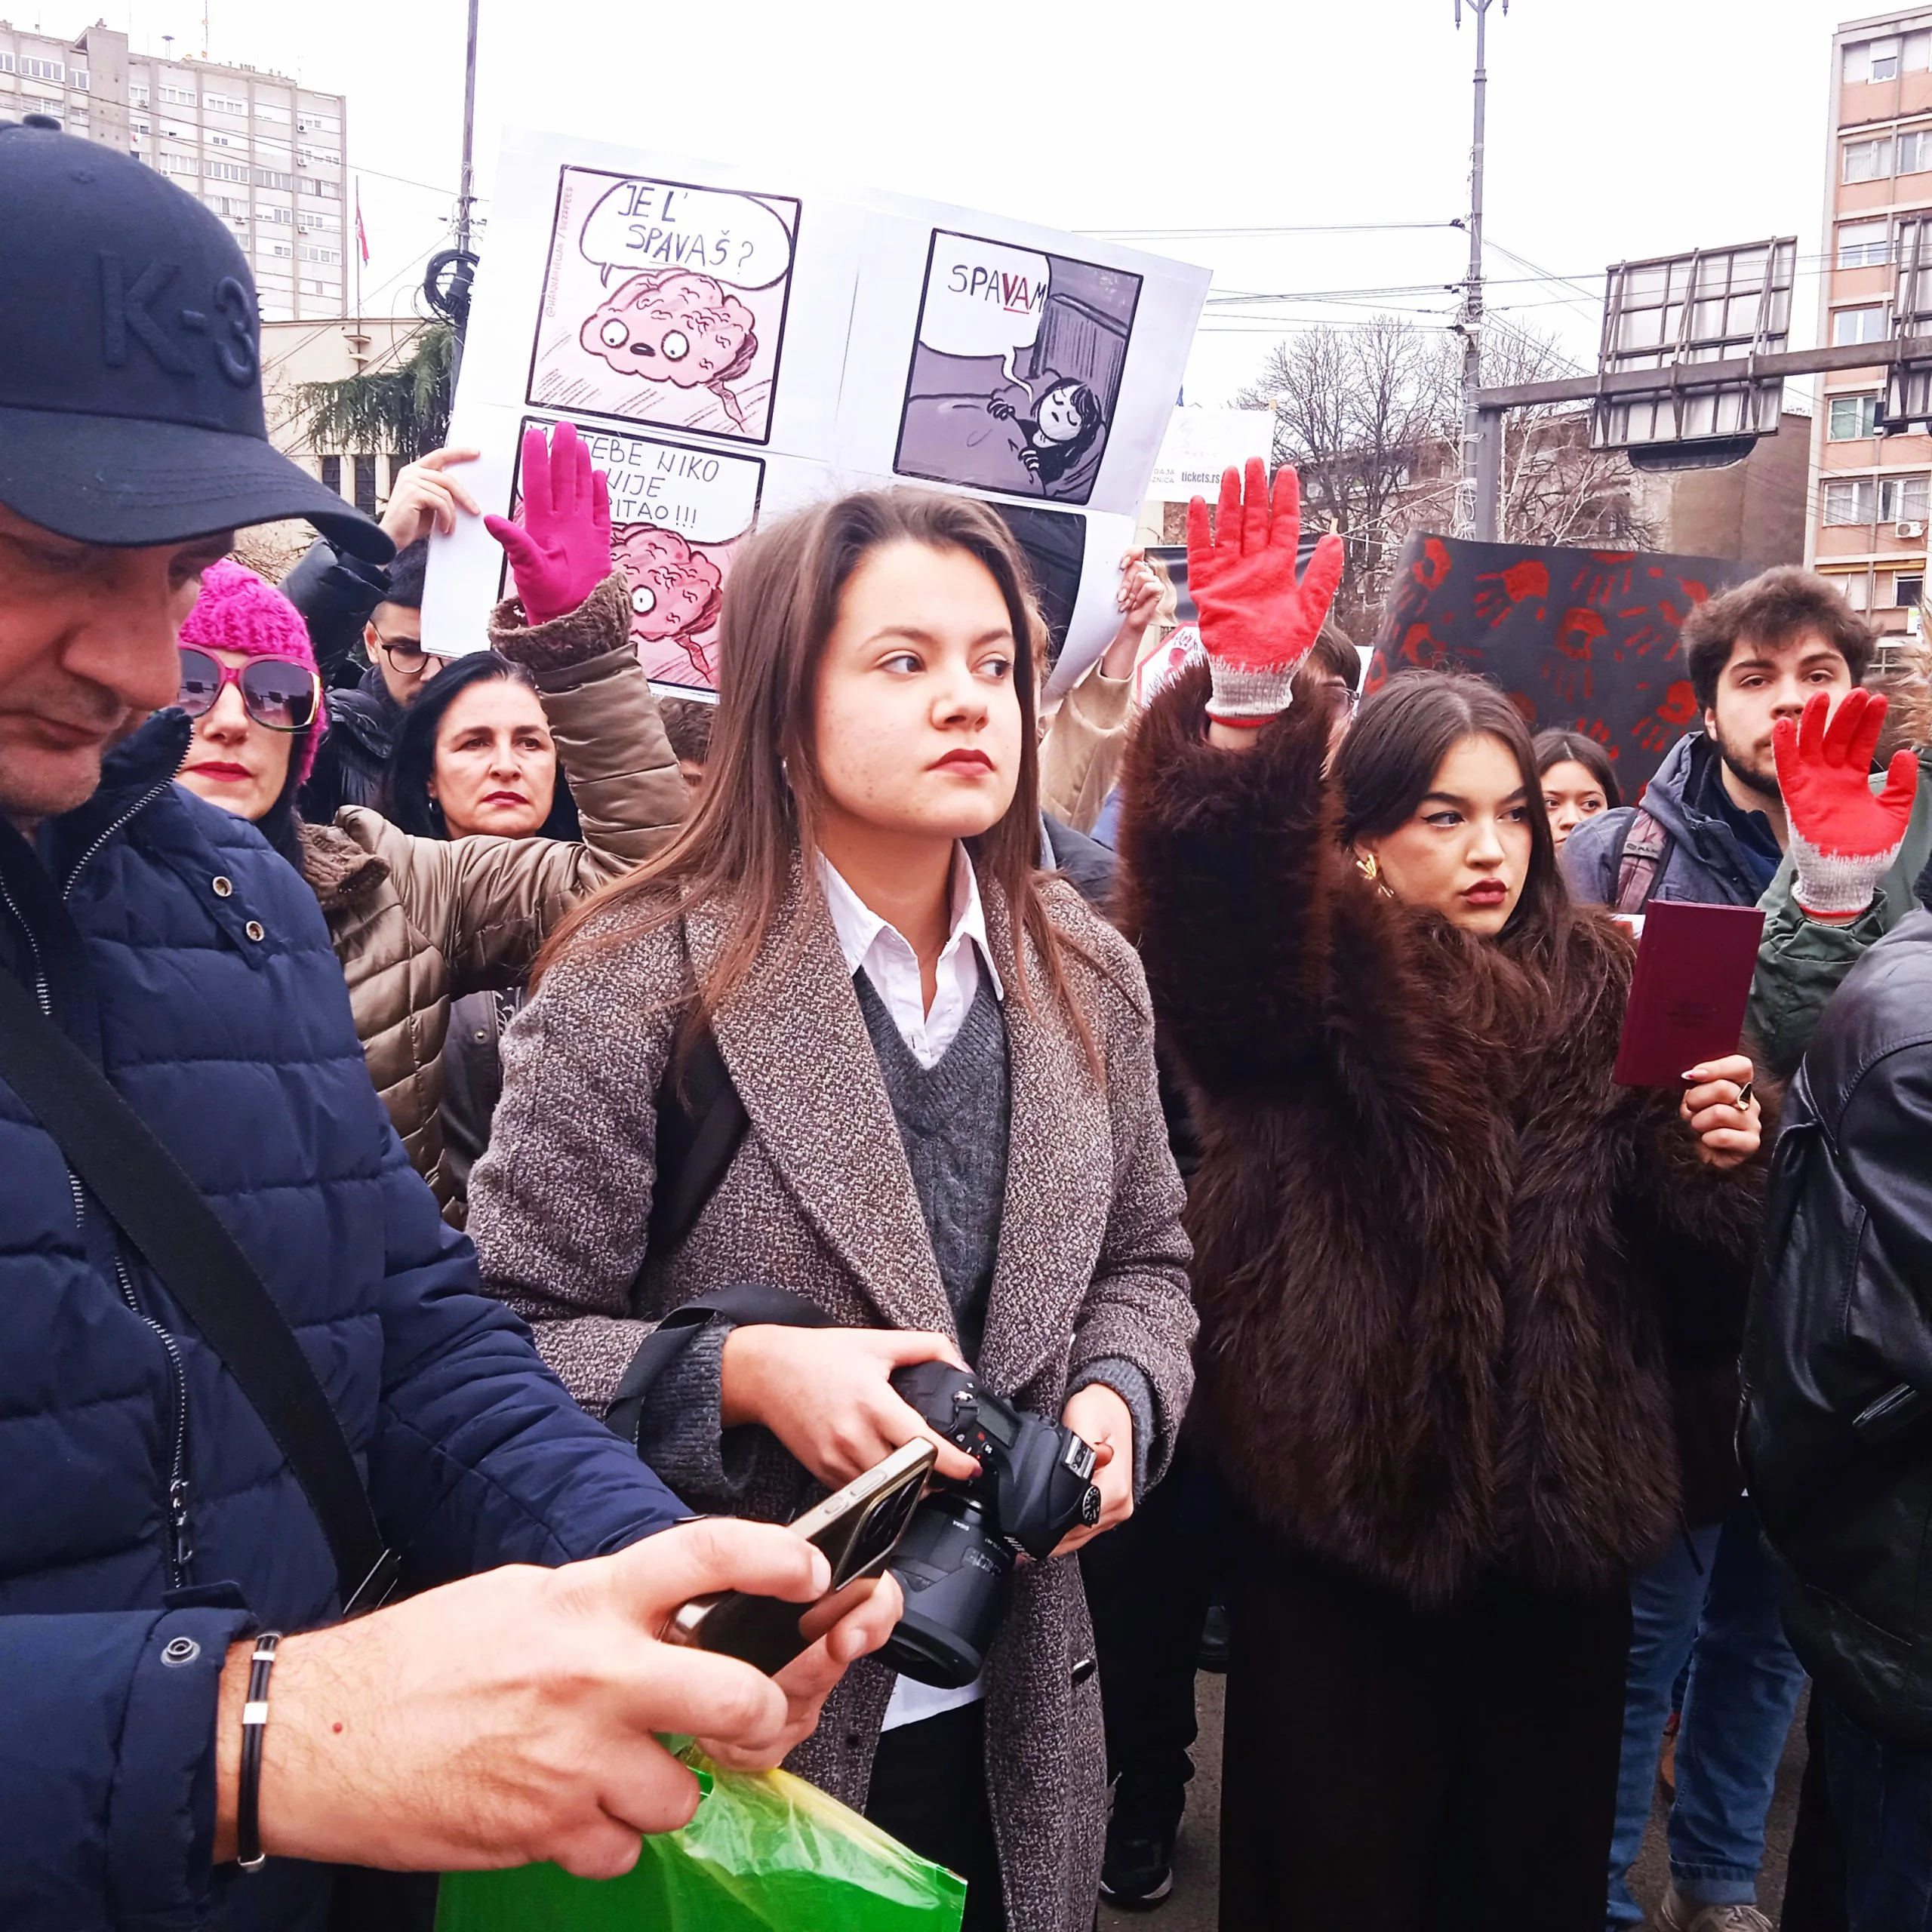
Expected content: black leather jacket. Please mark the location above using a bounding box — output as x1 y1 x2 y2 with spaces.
1741 910 1932 1741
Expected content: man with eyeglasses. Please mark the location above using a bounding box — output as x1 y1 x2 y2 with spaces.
0 118 897 1932
291 448 478 820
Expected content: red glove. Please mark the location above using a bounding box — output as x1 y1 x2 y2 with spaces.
1187 459 1344 726
1773 688 1919 919
484 420 614 626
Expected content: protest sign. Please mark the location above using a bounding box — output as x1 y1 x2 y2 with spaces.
1367 533 1756 792
424 128 1209 697
1147 408 1275 500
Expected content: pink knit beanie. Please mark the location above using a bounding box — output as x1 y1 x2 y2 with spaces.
178 559 327 782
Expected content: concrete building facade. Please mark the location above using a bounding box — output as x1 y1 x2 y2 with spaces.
0 20 347 321
1811 8 1932 638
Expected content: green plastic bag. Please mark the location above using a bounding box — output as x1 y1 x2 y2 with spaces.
434 1741 966 1932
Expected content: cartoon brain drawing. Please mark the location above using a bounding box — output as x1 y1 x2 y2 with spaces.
581 269 760 431
617 525 724 675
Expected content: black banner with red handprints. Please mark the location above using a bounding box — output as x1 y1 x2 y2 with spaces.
1366 534 1756 794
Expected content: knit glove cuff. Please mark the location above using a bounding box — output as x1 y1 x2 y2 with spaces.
1789 826 1903 919
1205 657 1300 726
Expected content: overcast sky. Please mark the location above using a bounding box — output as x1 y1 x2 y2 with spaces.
57 0 1871 406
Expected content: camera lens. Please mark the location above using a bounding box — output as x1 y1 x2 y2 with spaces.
883 1493 1013 1689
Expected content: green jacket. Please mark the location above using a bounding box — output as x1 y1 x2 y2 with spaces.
1746 749 1932 1078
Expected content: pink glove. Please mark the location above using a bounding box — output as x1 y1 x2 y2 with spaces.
1187 459 1344 726
483 420 613 626
1773 688 1919 920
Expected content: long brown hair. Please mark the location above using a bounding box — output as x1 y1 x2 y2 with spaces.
536 487 1101 1070
1337 669 1587 987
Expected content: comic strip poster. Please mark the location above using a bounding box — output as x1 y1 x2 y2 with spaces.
528 170 799 445
424 128 1210 698
1367 534 1756 792
894 232 1141 508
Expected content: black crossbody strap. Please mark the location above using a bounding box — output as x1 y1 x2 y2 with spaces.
0 970 395 1614
646 1019 751 1255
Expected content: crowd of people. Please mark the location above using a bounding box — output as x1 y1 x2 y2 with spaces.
5 114 1932 1932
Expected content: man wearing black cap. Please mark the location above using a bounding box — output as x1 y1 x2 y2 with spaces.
0 120 898 1930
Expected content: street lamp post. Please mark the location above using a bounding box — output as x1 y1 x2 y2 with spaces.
1453 0 1505 542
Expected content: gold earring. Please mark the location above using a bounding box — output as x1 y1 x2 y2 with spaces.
1356 851 1380 883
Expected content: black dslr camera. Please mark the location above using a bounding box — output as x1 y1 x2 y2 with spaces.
881 1361 1103 1688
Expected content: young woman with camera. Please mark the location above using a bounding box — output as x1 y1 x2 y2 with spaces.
1115 463 1770 1931
466 488 1195 1932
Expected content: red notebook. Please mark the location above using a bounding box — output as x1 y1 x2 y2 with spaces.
1613 900 1767 1088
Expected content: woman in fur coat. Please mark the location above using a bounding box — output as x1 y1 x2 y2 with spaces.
1115 463 1768 1931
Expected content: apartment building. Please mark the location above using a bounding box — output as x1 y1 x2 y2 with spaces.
1813 10 1932 638
0 20 347 321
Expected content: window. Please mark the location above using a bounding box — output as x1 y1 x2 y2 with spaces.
1872 36 1902 81
299 242 341 264
297 109 340 134
69 69 88 91
1841 572 1872 611
297 212 340 233
1831 395 1881 439
1882 475 1931 523
1835 304 1891 346
1825 479 1878 524
158 83 195 106
1839 220 1891 269
321 455 343 497
254 100 289 122
353 456 377 515
301 279 333 297
1897 572 1925 607
1845 137 1893 182
130 83 148 104
254 168 292 190
205 160 249 183
297 146 340 168
1901 129 1932 175
131 118 150 135
158 119 196 142
205 131 237 148
269 240 292 258
155 152 198 177
206 193 250 219
204 91 247 114
299 176 340 199
0 54 14 73
21 57 64 82
254 205 293 225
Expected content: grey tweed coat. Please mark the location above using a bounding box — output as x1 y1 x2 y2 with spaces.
467 857 1195 1932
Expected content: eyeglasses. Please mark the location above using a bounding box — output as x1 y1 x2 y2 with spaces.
371 629 429 674
176 648 321 734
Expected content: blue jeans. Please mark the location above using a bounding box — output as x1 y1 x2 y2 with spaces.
1820 1692 1932 1930
1605 1501 1808 1925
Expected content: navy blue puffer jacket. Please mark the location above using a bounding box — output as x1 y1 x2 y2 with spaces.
0 712 684 1932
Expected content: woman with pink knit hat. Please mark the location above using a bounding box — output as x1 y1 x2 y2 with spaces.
172 421 690 1214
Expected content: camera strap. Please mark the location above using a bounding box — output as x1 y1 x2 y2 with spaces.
605 1279 833 1450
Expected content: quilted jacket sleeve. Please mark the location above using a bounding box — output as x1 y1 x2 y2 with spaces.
367 571 688 995
0 1603 254 1931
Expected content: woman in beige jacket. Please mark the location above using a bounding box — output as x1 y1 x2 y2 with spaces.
174 423 688 1208
468 488 1195 1932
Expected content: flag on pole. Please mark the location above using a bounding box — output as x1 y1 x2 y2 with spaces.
355 183 370 266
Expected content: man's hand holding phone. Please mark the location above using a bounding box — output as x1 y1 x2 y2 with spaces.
212 1518 900 1880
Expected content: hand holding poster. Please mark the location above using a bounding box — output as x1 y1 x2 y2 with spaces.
424 129 1210 698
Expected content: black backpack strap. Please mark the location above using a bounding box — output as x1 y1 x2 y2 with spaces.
0 970 395 1614
646 1019 750 1255
605 1281 834 1448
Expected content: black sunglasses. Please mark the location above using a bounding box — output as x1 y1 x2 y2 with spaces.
176 648 321 734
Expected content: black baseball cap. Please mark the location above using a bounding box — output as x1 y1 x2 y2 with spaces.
0 122 393 561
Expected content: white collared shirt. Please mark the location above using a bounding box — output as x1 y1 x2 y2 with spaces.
818 844 1004 1730
817 845 1005 1066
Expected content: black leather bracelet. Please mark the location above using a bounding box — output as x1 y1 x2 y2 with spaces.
236 1632 282 1872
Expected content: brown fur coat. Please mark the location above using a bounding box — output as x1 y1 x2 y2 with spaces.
1118 666 1768 1606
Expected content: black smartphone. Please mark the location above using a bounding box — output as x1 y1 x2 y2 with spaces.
662 1438 936 1675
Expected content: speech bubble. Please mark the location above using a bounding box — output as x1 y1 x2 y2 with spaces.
919 232 1053 383
573 426 762 543
580 178 793 292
